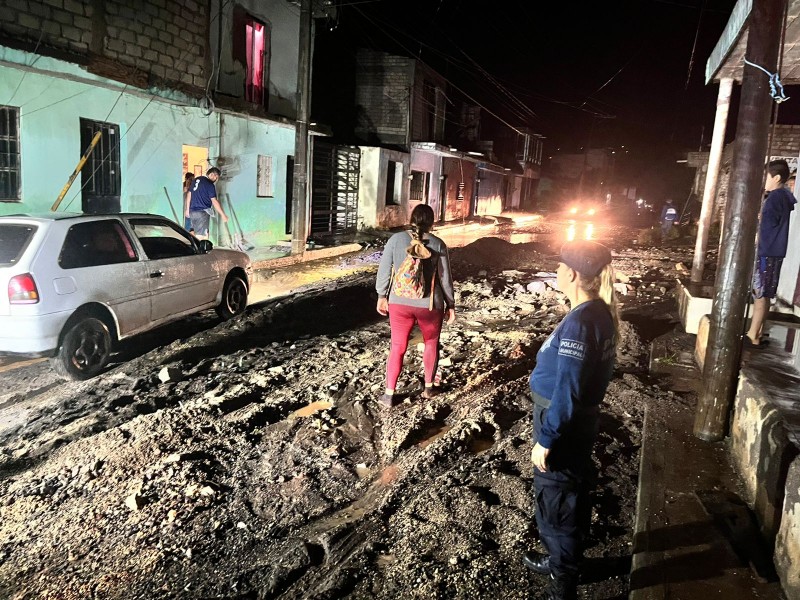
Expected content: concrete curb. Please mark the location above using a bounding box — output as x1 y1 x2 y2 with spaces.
250 243 363 272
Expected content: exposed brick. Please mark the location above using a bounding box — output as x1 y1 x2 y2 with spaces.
106 37 124 52
164 68 179 80
80 30 91 43
119 28 135 43
166 22 178 35
160 54 173 67
62 24 82 41
143 25 157 38
28 3 51 18
137 12 151 25
63 0 83 15
173 36 188 51
192 74 204 87
42 20 61 35
150 39 165 53
151 64 165 77
0 10 15 22
143 49 157 61
105 49 118 58
67 39 87 51
7 0 28 12
118 53 134 66
166 45 180 58
107 25 118 36
43 0 63 8
105 2 117 14
178 29 192 42
135 58 148 70
144 3 159 17
180 72 192 85
157 29 170 43
119 5 136 19
126 43 142 57
129 21 143 34
73 14 91 29
184 0 198 12
150 0 166 7
83 2 91 16
18 13 41 30
136 34 150 48
52 9 71 24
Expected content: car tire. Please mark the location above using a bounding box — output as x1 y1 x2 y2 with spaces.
216 275 248 320
51 317 112 381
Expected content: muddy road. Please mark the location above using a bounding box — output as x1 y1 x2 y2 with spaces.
0 235 691 599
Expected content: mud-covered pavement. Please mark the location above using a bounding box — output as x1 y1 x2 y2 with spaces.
0 231 692 599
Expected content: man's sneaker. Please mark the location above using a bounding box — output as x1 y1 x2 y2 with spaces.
522 550 551 575
536 573 577 600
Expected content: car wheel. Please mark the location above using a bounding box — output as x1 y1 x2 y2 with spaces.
51 317 112 381
216 275 248 320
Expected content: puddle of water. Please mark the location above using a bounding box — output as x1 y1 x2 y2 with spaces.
289 400 333 419
416 424 453 449
467 435 495 454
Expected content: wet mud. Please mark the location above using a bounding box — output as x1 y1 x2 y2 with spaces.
0 235 694 599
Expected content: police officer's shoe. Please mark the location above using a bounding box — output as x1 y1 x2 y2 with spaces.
522 550 551 575
536 573 577 600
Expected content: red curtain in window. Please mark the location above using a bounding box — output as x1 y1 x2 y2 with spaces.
245 20 265 105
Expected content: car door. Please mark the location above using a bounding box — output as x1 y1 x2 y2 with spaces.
126 217 220 322
57 219 151 336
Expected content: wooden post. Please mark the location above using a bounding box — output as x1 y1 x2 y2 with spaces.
694 0 786 441
291 0 312 255
691 77 733 283
51 130 102 212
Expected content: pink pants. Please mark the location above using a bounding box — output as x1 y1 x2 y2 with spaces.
386 303 444 390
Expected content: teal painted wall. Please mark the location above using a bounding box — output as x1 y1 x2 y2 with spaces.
0 46 295 247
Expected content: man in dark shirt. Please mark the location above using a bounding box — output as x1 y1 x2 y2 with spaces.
746 159 796 347
184 167 228 240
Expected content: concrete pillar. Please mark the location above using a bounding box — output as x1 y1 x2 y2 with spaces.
692 77 734 283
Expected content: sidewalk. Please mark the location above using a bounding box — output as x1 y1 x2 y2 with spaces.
630 331 786 599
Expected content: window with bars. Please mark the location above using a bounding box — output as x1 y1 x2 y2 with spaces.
80 118 121 214
409 170 429 203
0 106 21 202
257 155 273 197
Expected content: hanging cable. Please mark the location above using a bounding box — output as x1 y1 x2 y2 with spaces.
743 58 790 103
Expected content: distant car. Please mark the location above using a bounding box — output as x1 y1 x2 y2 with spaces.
563 202 606 220
0 213 250 380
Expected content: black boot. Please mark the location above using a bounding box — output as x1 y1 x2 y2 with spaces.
536 573 577 600
522 550 551 575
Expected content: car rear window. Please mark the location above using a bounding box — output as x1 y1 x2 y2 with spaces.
0 224 37 266
59 220 138 269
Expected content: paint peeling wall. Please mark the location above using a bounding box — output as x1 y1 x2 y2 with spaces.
0 46 295 247
357 146 410 229
774 458 800 598
441 157 474 222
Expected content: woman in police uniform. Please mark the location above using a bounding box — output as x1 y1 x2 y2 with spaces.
523 240 618 600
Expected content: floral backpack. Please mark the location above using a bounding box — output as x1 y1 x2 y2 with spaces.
392 232 438 309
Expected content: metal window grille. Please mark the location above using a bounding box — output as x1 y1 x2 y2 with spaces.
0 106 21 202
80 118 121 214
410 170 429 203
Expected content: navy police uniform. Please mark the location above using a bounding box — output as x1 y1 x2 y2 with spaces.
529 298 616 582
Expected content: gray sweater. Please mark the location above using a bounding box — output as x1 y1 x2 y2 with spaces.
376 231 455 310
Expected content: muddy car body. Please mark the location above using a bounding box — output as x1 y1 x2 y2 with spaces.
0 213 250 379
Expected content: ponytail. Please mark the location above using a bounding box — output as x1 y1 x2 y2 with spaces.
578 263 620 337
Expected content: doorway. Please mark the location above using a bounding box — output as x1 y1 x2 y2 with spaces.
182 145 208 179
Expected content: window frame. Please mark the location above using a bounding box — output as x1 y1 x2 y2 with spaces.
128 217 198 261
58 219 139 270
80 118 121 214
0 106 21 203
244 16 270 106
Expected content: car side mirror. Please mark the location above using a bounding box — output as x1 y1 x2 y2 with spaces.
197 239 213 254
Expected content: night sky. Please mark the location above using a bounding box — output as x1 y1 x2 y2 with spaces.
313 0 793 202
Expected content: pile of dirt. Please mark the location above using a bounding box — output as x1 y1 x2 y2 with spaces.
0 238 693 599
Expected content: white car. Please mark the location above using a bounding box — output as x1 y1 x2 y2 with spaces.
0 213 250 380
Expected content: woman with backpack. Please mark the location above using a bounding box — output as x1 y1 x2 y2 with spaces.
375 204 456 407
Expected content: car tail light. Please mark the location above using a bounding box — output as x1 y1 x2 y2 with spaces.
8 273 39 304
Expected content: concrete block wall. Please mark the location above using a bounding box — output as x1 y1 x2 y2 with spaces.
775 458 800 598
732 366 800 598
0 0 207 89
355 49 412 147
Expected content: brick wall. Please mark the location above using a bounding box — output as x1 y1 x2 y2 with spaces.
714 124 800 220
354 49 412 147
1 0 208 90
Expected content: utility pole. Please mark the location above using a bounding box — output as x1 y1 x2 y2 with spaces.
694 0 785 441
291 0 312 255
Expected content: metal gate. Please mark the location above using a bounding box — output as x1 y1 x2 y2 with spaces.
310 141 360 235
